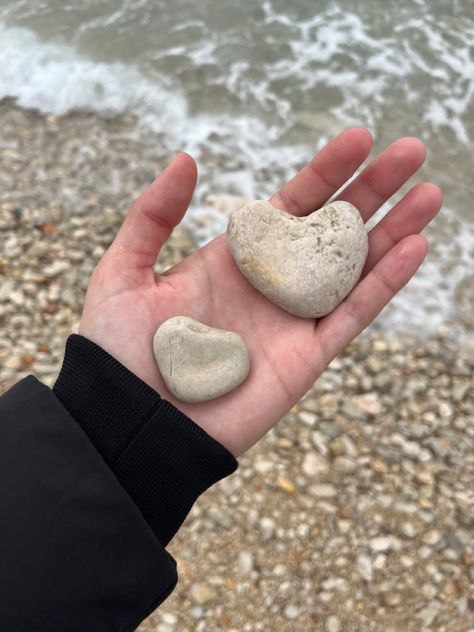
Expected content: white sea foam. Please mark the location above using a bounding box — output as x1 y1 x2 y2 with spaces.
0 23 305 193
383 211 474 332
0 24 187 127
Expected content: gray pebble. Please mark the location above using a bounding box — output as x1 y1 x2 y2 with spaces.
298 411 317 426
160 613 177 626
422 583 437 599
369 536 401 552
284 604 300 619
227 200 368 318
326 615 342 632
310 484 337 498
238 550 254 574
401 522 417 538
259 517 276 541
319 421 344 439
422 529 441 546
442 547 460 561
153 316 249 403
356 553 373 582
301 452 327 477
417 600 441 626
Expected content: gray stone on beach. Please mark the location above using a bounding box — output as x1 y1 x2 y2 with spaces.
226 200 368 318
356 553 373 582
153 316 249 404
326 615 342 632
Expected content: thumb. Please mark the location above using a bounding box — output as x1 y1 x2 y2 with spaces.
110 152 197 268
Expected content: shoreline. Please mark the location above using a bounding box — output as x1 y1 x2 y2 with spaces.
1 99 473 631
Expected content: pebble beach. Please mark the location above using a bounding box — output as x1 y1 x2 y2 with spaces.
1 101 473 631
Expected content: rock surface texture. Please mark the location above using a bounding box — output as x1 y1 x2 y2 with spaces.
227 200 368 318
153 316 249 404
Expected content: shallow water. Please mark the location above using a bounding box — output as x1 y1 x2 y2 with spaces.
0 0 473 330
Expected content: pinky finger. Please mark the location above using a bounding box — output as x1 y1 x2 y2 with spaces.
313 234 428 368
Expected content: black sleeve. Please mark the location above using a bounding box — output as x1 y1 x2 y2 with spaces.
0 335 238 632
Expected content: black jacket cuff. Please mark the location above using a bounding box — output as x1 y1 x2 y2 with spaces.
53 334 238 545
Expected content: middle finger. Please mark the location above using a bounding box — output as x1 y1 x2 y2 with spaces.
335 137 426 222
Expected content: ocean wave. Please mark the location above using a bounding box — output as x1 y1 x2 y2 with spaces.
0 24 187 126
1 2 472 146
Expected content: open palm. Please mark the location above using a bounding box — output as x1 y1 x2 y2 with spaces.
79 129 442 456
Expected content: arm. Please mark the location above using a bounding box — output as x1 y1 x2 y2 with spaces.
0 375 176 632
0 337 236 632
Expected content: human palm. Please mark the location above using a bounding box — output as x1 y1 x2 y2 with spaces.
80 129 442 456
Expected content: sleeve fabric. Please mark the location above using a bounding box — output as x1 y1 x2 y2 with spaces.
0 335 238 632
53 334 238 546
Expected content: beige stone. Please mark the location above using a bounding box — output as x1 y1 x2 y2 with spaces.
227 200 368 318
153 316 249 404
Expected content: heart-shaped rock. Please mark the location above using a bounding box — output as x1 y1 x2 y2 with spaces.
153 316 249 404
227 200 368 318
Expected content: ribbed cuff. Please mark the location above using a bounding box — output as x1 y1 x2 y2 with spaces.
53 335 238 545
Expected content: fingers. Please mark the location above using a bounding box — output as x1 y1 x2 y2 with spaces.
269 133 427 229
110 152 197 268
336 137 426 222
363 183 443 274
314 235 428 367
269 128 372 216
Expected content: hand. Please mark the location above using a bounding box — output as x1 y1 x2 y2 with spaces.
79 129 442 456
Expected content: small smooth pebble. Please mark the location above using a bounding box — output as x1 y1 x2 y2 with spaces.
369 535 402 552
301 452 326 477
284 604 300 619
326 615 342 632
356 553 373 582
153 316 249 404
310 483 337 497
190 583 217 604
227 200 368 318
238 550 254 574
423 529 441 545
259 517 276 541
